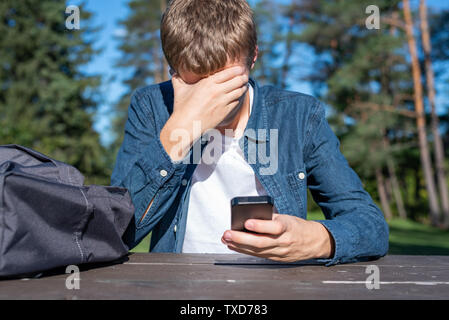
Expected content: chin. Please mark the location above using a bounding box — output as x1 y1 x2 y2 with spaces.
217 93 247 128
217 106 241 127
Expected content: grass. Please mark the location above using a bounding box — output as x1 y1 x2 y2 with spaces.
307 211 449 256
130 233 151 253
129 211 449 255
387 219 449 255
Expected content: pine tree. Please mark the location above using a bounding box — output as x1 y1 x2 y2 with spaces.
290 0 413 219
252 0 285 87
111 0 169 155
0 0 109 184
419 0 449 226
403 0 441 225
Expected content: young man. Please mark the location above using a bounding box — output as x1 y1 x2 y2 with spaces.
112 0 389 265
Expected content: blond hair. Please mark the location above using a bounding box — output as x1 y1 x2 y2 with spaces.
161 0 257 75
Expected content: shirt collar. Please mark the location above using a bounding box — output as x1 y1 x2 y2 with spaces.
243 77 270 143
248 81 254 115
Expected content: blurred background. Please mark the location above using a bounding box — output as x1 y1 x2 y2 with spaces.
1 0 449 254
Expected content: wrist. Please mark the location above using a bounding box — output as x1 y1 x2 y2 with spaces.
160 116 193 161
309 221 335 259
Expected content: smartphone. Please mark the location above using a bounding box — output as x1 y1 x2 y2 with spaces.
230 196 274 232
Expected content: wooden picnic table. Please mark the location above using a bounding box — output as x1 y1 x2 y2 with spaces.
1 253 449 300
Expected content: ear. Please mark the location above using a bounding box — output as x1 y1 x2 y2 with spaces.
250 45 259 70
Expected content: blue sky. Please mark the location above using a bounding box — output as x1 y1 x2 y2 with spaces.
72 0 449 145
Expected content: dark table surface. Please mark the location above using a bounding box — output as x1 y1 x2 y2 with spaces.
1 253 449 299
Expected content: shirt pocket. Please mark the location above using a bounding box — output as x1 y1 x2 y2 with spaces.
286 168 307 217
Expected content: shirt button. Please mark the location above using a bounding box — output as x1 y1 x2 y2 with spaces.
160 169 168 177
298 172 306 180
181 179 187 186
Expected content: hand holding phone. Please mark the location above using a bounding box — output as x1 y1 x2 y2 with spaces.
230 196 274 232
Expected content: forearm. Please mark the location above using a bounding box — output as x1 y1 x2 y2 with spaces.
305 100 389 265
316 205 389 265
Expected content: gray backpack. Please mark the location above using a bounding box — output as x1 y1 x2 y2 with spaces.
0 144 134 277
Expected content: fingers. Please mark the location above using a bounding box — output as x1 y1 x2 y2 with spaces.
244 217 287 236
219 81 248 108
222 230 278 249
226 242 295 263
222 231 287 261
224 83 248 104
220 74 249 94
211 66 246 84
225 242 279 259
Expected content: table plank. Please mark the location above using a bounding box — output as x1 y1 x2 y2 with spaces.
1 254 449 299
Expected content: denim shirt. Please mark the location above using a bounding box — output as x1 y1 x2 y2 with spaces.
111 77 389 266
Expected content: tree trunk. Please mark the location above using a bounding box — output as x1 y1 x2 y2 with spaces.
376 167 393 220
385 175 393 203
403 0 441 226
383 136 407 219
415 166 421 202
387 159 408 219
419 0 449 226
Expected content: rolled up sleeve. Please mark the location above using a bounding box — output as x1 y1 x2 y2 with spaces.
304 101 389 266
111 89 187 248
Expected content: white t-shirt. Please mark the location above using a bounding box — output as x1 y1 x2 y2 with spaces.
182 84 268 253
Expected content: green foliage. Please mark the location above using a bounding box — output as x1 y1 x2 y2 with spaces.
341 112 393 178
111 0 169 157
0 0 110 185
288 0 437 220
429 9 449 62
308 210 449 255
251 0 285 86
